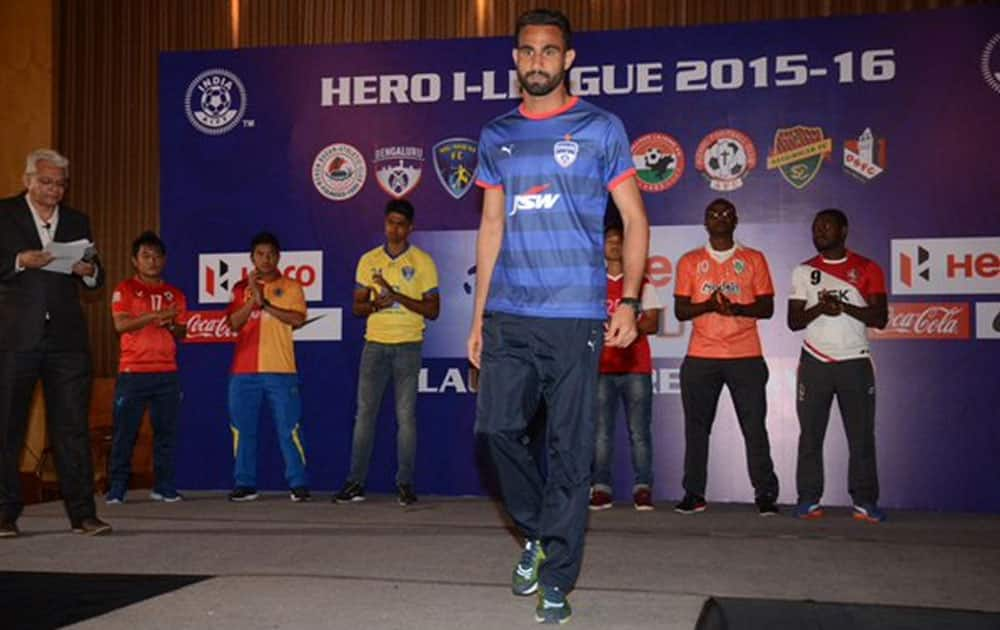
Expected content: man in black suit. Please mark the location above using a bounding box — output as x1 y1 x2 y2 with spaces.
0 149 111 537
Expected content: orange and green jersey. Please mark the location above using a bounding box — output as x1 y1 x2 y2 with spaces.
226 275 306 374
674 244 774 359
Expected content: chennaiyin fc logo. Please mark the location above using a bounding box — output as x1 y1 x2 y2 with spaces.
432 138 478 200
374 145 424 199
553 134 579 168
184 68 247 135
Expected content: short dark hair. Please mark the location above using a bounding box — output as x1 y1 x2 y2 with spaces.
515 8 572 50
131 231 165 257
706 198 736 215
250 231 280 252
816 208 848 228
386 199 414 222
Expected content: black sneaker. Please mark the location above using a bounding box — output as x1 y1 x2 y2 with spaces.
397 483 418 506
228 487 259 502
0 519 20 538
290 487 311 502
756 496 780 517
333 481 365 503
674 493 707 514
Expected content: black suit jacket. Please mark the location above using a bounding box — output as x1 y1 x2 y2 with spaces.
0 194 104 352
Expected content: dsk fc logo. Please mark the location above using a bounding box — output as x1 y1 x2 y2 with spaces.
432 138 478 200
843 128 887 183
766 125 832 189
374 145 424 199
184 69 247 135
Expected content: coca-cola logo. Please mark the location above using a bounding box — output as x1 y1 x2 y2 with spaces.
870 303 970 340
183 311 238 344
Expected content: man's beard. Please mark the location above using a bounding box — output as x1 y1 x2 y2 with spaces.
518 69 566 97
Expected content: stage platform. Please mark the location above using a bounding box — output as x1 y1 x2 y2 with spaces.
2 493 999 629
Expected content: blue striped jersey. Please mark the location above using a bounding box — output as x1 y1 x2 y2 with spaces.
476 96 635 319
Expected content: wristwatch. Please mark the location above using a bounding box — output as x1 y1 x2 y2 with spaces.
619 297 642 313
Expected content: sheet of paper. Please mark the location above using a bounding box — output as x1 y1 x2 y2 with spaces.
43 239 94 274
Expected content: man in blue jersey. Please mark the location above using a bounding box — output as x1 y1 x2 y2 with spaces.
468 8 650 624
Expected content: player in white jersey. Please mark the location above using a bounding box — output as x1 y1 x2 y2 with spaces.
788 209 888 523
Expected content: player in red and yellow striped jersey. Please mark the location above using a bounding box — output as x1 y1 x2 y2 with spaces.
224 232 310 502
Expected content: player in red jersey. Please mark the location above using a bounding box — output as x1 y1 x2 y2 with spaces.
106 232 187 503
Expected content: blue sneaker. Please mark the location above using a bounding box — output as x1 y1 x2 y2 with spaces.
534 584 571 624
852 503 886 523
512 539 546 596
105 485 126 505
150 490 184 503
794 502 824 520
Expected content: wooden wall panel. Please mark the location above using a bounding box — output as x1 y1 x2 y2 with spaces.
55 0 988 376
0 0 54 196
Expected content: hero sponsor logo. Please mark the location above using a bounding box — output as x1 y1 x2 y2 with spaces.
312 143 366 201
892 237 1000 294
198 250 324 304
184 69 248 135
843 128 886 182
511 184 559 216
869 302 970 340
695 129 756 191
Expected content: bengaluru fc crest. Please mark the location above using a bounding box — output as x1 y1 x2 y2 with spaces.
432 138 478 200
553 135 578 168
374 145 424 199
766 125 832 189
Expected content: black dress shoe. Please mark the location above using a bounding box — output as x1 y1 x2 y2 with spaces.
0 519 19 538
72 517 112 536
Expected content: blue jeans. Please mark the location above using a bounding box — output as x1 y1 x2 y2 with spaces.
228 374 308 489
348 341 421 486
109 372 182 495
593 373 653 492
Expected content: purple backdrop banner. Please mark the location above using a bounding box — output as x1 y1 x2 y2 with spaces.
160 7 1000 511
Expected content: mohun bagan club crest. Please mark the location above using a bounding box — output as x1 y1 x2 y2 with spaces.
843 128 887 182
432 138 478 200
312 143 366 201
184 68 247 135
553 135 578 168
695 129 757 191
631 133 685 193
766 125 832 189
374 146 424 199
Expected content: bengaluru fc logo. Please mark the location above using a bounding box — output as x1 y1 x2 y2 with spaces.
432 138 478 200
553 135 578 168
843 128 887 182
374 146 424 199
631 133 684 193
766 125 832 189
184 68 247 135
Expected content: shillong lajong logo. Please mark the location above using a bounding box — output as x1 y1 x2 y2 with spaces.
184 69 247 135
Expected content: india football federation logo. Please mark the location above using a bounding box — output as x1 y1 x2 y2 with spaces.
432 138 478 200
374 146 424 199
553 135 578 168
184 69 247 135
981 33 1000 94
766 125 832 189
843 128 887 182
312 143 366 201
695 129 757 191
631 133 685 193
